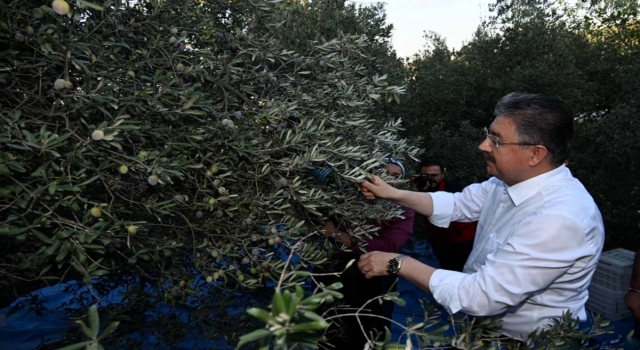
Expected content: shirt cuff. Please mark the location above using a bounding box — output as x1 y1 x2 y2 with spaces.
428 191 455 228
429 269 465 315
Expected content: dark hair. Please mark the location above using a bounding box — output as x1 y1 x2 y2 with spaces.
494 92 573 167
419 157 444 173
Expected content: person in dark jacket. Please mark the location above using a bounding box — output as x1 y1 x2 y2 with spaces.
412 157 477 272
318 158 414 348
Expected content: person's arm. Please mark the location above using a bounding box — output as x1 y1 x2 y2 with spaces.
360 177 493 223
625 247 640 332
359 214 595 316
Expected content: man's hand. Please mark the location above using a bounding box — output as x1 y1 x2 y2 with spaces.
625 291 640 330
360 176 398 200
357 251 396 279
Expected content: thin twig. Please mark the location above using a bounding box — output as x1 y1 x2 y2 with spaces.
205 76 256 109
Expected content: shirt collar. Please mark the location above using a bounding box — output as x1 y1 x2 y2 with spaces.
506 165 569 206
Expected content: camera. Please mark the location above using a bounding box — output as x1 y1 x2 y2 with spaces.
414 174 435 189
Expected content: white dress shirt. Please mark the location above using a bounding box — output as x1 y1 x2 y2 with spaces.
428 165 604 340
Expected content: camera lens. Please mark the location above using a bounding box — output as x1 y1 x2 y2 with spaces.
414 174 431 189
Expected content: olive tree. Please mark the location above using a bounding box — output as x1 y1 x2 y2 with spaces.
0 0 415 347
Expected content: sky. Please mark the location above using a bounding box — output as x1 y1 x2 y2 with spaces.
349 0 494 59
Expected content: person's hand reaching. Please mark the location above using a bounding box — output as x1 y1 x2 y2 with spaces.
322 220 354 248
360 176 397 200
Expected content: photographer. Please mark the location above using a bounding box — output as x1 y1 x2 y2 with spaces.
412 157 476 272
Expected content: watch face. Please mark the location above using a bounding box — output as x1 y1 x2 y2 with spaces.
387 258 400 275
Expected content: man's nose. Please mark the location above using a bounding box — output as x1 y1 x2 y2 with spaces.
478 138 492 152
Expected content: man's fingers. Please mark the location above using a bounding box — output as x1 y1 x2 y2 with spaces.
362 266 374 278
360 179 374 191
359 187 376 200
357 256 369 270
360 175 381 187
358 254 373 276
360 176 382 200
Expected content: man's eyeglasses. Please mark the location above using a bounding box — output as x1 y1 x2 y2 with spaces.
483 127 538 149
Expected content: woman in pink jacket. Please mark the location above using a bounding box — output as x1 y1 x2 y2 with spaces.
318 158 414 349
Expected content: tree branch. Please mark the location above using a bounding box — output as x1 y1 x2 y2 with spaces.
205 76 257 109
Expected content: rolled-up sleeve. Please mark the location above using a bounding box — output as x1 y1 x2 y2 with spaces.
428 215 593 316
429 181 492 227
428 192 455 228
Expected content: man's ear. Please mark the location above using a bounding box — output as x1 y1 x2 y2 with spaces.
529 146 549 166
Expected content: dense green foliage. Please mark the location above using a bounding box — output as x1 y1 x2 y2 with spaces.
0 0 415 347
402 0 640 249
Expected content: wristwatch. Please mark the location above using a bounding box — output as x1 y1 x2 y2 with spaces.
386 254 408 276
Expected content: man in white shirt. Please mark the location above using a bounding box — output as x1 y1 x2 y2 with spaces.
358 92 605 340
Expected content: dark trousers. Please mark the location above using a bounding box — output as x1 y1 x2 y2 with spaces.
316 261 397 348
431 239 474 272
